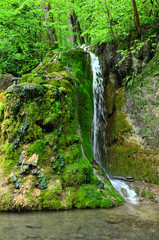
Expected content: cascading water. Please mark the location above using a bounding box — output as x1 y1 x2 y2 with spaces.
81 45 138 204
90 52 107 168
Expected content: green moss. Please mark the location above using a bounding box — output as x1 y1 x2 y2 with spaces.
64 144 81 165
38 188 63 210
4 143 20 174
63 158 93 186
26 193 37 210
46 62 64 73
74 184 123 209
65 187 77 208
65 181 124 209
98 166 105 175
115 88 126 111
107 111 132 145
107 143 159 183
32 62 64 75
26 140 47 165
32 77 43 84
20 73 34 83
0 191 13 211
0 102 4 121
106 87 132 145
105 81 115 117
0 49 125 211
60 49 94 162
74 185 103 208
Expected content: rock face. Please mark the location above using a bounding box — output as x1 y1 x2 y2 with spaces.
94 38 155 87
0 49 124 211
96 40 159 184
0 73 15 91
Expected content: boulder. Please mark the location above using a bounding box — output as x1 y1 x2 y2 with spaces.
0 73 15 90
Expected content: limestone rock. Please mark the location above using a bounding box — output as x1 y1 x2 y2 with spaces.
25 154 39 167
0 73 14 90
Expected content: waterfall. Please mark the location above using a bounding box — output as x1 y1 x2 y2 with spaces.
81 45 138 204
90 52 107 167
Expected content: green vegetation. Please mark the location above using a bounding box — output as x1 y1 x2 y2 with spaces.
0 0 158 75
0 0 158 212
0 49 125 211
60 49 94 162
0 102 4 121
141 189 147 198
148 191 156 200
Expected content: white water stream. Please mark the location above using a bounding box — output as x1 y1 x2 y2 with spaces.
81 45 138 204
90 52 107 167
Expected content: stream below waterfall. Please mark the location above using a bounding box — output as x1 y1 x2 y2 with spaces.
0 203 159 240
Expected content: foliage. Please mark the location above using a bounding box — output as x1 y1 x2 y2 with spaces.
0 0 158 75
0 102 4 121
141 189 147 197
148 191 156 199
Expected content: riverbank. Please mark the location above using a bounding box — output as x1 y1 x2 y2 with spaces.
126 180 159 205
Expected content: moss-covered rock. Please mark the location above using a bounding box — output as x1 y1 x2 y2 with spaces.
106 48 159 184
0 73 14 90
0 49 124 211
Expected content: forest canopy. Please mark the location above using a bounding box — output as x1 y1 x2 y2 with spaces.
0 0 158 75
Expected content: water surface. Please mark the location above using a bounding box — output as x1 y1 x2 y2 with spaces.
0 203 159 240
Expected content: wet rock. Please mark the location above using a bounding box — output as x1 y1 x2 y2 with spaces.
106 215 124 224
121 188 128 197
110 176 134 182
0 73 15 90
11 77 20 85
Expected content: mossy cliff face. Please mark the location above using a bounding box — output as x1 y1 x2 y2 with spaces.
0 49 124 211
105 47 159 184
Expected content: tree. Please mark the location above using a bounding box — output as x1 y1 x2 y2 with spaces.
104 0 116 40
0 0 158 75
41 1 58 49
70 0 85 45
132 0 141 36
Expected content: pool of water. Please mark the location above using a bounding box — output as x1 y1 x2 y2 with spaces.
0 203 159 240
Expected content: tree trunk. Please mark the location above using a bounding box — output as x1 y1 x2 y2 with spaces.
71 11 85 45
41 1 58 49
132 0 141 37
66 0 74 46
38 9 43 61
